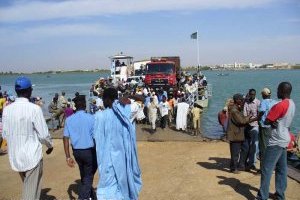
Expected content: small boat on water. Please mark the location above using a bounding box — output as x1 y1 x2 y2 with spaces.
217 73 229 76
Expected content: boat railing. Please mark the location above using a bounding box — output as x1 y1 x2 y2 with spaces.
185 90 197 107
185 83 212 107
207 84 213 97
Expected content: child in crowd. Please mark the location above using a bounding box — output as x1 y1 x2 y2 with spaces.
159 96 169 129
191 104 203 136
148 97 158 132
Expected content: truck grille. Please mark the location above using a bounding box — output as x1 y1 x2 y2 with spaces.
151 79 168 85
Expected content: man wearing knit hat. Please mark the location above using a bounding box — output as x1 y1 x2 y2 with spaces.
258 88 277 167
226 93 258 173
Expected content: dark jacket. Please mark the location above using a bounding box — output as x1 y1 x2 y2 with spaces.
226 105 251 141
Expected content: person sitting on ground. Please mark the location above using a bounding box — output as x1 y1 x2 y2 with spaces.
58 91 68 109
191 104 203 136
48 96 64 128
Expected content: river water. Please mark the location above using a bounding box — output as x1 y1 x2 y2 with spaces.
1 70 299 139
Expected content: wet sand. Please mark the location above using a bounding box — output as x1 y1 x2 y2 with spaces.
0 127 299 200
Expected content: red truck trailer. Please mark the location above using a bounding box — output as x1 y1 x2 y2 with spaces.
144 56 180 92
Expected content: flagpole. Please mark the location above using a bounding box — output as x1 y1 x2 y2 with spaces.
197 30 200 73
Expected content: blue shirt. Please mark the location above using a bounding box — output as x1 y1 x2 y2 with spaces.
63 110 95 149
163 91 168 99
144 96 151 107
259 98 277 127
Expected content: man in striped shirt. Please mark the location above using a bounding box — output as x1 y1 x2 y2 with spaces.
2 76 53 200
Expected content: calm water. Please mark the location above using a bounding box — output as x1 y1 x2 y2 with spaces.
1 70 299 139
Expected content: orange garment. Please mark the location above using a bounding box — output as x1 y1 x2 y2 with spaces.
1 139 7 150
168 99 175 109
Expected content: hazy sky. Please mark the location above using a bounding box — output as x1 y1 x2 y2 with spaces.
0 0 299 72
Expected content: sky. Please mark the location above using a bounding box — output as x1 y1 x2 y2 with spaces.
0 0 299 72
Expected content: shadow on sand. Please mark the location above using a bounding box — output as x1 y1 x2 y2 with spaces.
67 179 97 200
196 157 232 173
40 188 56 200
141 127 154 134
217 176 258 200
67 179 80 200
197 157 275 200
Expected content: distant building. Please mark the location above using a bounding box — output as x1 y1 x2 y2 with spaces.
274 63 291 69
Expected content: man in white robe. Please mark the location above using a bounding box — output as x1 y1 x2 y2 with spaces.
176 99 190 131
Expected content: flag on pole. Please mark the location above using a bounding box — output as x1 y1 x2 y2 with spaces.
190 32 197 39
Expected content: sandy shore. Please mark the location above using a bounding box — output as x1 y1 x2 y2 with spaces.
50 123 212 142
0 138 299 200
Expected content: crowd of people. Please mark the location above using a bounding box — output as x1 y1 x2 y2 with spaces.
0 75 298 200
88 72 208 135
224 82 297 200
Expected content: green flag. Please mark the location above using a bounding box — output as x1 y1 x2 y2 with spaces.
190 32 197 39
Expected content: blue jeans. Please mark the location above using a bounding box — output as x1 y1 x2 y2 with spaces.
239 126 259 168
257 145 287 200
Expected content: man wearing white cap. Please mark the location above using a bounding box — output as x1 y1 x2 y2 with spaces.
258 88 277 166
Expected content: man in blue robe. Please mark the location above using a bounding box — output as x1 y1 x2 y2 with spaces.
93 88 142 200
